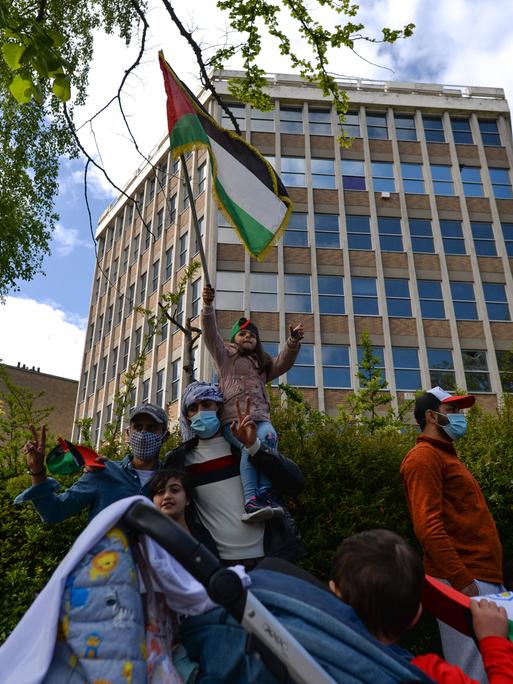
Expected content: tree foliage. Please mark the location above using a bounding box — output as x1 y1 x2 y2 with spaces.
0 0 413 296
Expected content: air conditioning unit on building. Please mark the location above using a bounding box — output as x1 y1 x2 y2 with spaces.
381 191 391 199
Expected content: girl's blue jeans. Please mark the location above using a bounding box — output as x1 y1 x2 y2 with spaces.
223 421 278 503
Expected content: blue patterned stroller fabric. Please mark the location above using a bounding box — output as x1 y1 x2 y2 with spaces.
45 526 147 684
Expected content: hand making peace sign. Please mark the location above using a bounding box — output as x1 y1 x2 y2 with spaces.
230 397 257 449
23 425 47 478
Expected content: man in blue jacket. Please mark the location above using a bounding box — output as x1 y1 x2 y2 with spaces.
15 404 169 524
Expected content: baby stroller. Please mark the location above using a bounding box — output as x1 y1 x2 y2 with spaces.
0 497 434 684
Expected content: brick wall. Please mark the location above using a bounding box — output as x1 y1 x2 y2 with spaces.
414 253 441 273
406 195 431 211
281 134 305 155
217 244 245 263
389 318 418 337
478 257 505 276
456 320 485 343
446 255 472 272
369 139 393 156
310 136 335 156
381 252 409 269
341 139 364 157
284 247 310 264
349 251 377 268
491 321 513 342
398 141 422 158
426 143 451 162
355 316 383 336
1 365 78 439
344 191 370 209
484 147 509 164
466 197 491 214
423 319 452 337
456 145 479 163
436 196 461 213
313 189 338 206
320 316 349 334
316 249 344 267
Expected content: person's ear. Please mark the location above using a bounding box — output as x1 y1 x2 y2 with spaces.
410 603 423 629
425 409 436 425
329 580 342 598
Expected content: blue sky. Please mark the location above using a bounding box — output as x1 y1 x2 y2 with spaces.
2 0 513 379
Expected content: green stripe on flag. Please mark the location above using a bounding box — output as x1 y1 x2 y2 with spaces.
169 112 210 151
215 178 274 256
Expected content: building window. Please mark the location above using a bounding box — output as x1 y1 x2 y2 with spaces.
142 378 150 403
460 166 484 197
127 284 135 314
87 323 94 350
250 107 274 132
221 102 245 130
197 162 206 195
393 347 421 390
284 212 308 247
462 350 491 392
156 369 165 407
401 163 425 194
385 278 412 317
112 257 118 282
156 208 164 238
357 345 385 382
111 346 118 380
440 220 466 254
96 314 103 341
409 218 434 253
148 176 156 202
90 363 97 395
309 108 331 135
352 277 379 315
94 276 100 299
127 202 134 225
471 222 497 256
501 223 513 256
427 348 455 390
418 280 446 319
81 371 88 400
496 351 513 392
145 227 152 251
175 293 184 328
121 337 130 371
284 274 311 313
122 246 129 274
158 161 167 188
395 114 417 141
172 157 179 175
287 344 315 386
451 118 473 144
105 403 112 425
191 346 199 380
217 210 238 244
483 282 510 320
139 271 147 303
311 158 336 189
160 318 168 343
250 272 277 312
165 247 173 280
135 327 142 357
322 345 351 388
168 194 177 224
280 106 303 133
179 233 188 267
107 226 114 251
116 214 124 238
346 214 371 250
217 271 244 310
171 358 181 401
315 213 339 248
489 168 513 198
342 110 360 137
102 268 109 294
152 260 160 293
281 157 305 186
182 181 190 210
366 112 388 139
341 159 366 191
94 411 101 446
191 278 201 318
100 355 107 387
378 217 403 252
261 342 279 386
479 119 501 146
107 304 113 332
371 162 395 192
431 165 454 195
423 115 445 143
131 233 140 263
318 275 344 315
450 281 478 320
117 295 123 324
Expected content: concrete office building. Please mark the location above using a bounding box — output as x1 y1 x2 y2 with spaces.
75 71 513 441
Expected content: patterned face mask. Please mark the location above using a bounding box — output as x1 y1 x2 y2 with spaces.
129 430 167 462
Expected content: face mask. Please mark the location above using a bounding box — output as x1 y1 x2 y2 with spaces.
436 413 468 441
190 410 220 439
129 431 167 462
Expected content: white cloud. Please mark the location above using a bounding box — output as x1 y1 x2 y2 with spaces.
0 297 86 380
52 222 92 257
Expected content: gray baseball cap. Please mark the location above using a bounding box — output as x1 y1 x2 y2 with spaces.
129 403 168 426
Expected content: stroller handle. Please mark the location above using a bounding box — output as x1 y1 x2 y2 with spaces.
123 501 247 619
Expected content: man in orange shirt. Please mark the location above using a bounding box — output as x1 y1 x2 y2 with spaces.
401 386 504 684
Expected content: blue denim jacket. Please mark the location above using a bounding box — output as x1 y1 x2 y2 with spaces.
14 455 154 524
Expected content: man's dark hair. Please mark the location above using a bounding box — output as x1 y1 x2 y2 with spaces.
413 392 441 430
147 468 192 501
331 529 424 641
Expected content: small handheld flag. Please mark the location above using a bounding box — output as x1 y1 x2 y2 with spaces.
159 52 292 261
46 438 105 475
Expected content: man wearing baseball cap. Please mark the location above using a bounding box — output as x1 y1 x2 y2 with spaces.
400 387 503 682
16 404 169 525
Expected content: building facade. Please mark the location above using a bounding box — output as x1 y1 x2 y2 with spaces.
75 72 513 442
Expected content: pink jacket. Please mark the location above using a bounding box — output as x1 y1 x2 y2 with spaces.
201 304 301 426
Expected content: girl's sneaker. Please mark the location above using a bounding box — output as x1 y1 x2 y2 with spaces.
241 496 274 523
261 490 285 518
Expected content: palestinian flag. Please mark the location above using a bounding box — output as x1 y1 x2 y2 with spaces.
46 438 105 475
159 51 292 260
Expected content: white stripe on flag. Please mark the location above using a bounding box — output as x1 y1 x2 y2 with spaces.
209 138 288 232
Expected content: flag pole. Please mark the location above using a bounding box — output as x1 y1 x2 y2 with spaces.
180 155 211 288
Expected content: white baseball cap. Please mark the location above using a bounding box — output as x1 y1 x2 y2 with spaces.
427 386 475 409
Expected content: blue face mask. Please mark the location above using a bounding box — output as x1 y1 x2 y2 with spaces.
190 410 220 439
437 413 468 441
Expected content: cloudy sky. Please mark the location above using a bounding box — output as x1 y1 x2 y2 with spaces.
2 0 513 379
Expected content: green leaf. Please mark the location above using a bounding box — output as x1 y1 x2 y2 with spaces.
2 42 24 70
8 74 34 103
52 74 71 101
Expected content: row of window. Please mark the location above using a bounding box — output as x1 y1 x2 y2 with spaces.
221 103 503 147
215 271 511 321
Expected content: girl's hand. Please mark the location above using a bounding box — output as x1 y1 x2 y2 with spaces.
470 598 508 640
203 286 215 305
23 425 47 475
231 397 257 449
289 323 304 341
